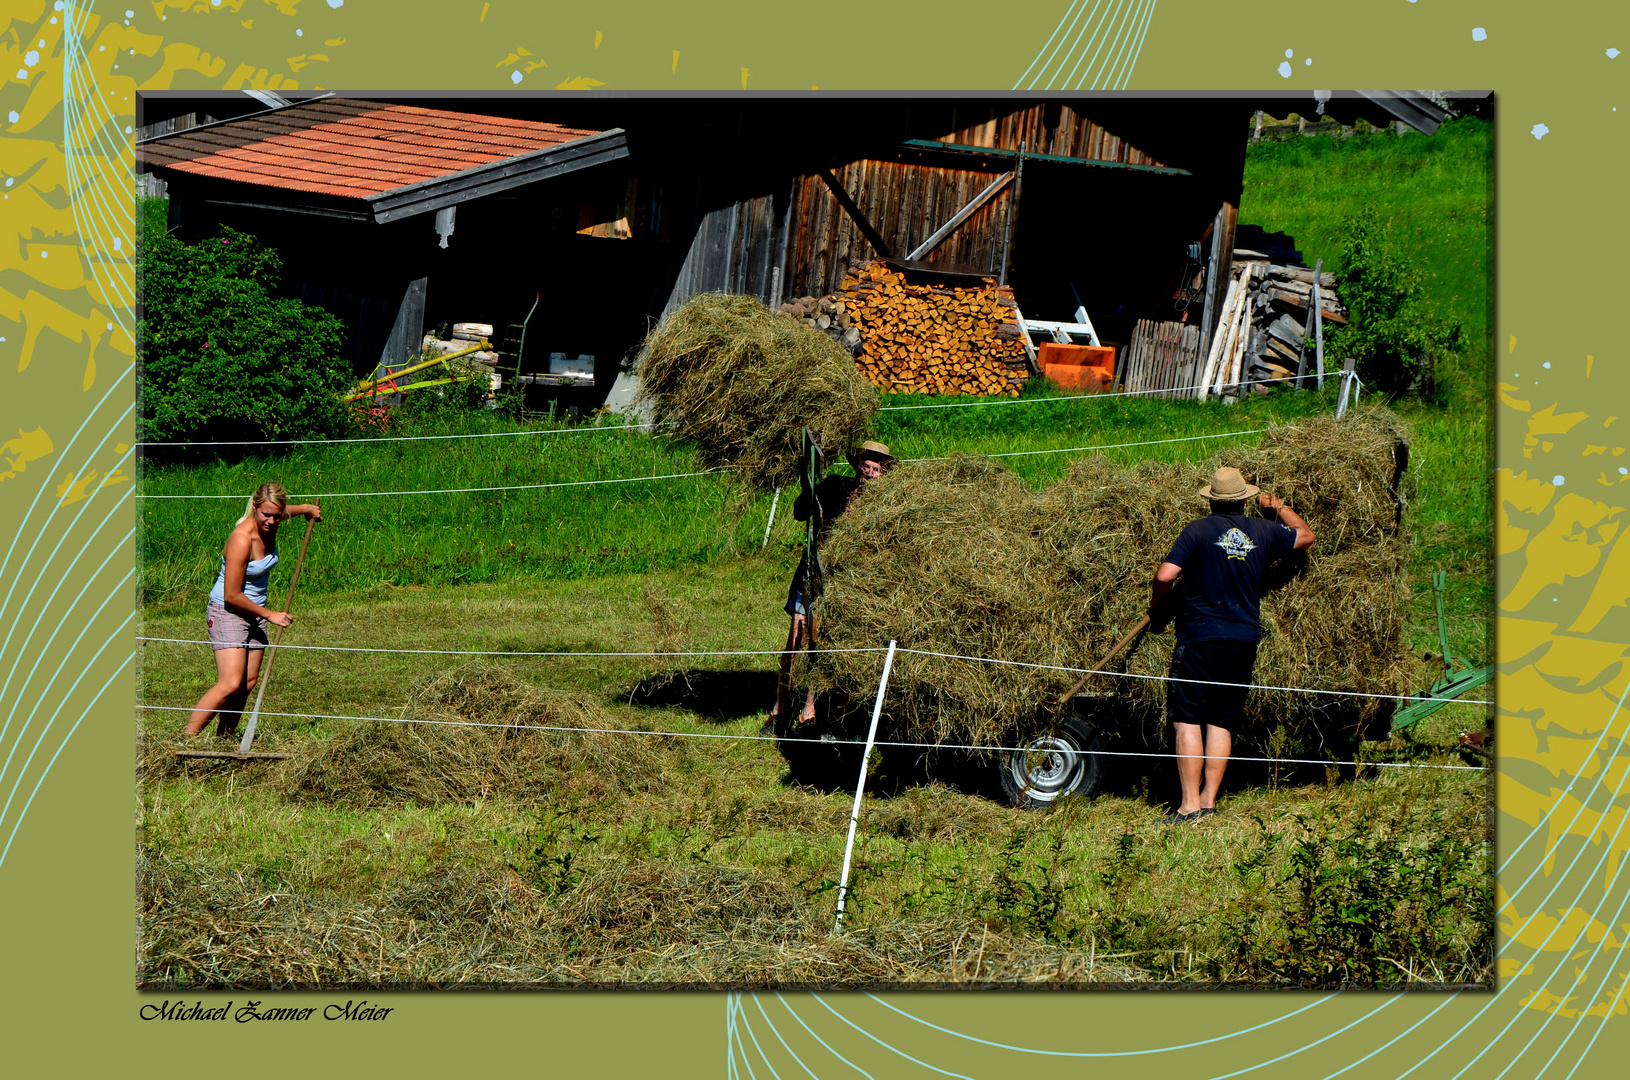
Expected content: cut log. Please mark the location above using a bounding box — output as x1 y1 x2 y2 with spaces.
811 261 1029 397
1266 265 1337 288
1272 291 1349 325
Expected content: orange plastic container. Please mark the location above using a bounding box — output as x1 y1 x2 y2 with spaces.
1038 342 1116 392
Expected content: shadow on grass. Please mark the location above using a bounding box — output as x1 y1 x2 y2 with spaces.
863 737 1424 813
626 668 778 721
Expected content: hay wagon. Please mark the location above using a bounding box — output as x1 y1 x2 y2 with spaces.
784 410 1418 810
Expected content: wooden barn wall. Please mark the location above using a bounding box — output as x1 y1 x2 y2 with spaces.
934 103 1166 167
783 105 1167 298
660 187 792 319
786 159 1018 298
648 103 1175 319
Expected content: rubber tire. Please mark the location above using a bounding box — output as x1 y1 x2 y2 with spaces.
998 714 1106 810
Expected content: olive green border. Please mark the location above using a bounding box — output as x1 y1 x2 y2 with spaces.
3 1 1626 1076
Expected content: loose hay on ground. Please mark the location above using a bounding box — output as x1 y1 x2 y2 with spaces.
138 845 1155 987
282 663 685 806
806 408 1414 753
635 292 879 493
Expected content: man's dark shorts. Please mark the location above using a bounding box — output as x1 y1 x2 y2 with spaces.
1167 638 1259 731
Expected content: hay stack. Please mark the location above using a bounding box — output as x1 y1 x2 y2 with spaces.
804 408 1413 753
283 663 680 805
635 292 879 492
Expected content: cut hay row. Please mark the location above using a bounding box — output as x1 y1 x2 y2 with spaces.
804 407 1414 753
141 665 691 806
139 843 1157 986
282 665 687 806
634 292 878 493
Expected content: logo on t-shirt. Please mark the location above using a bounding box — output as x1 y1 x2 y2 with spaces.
1215 527 1256 561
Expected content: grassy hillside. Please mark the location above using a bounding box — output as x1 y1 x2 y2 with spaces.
1241 118 1492 410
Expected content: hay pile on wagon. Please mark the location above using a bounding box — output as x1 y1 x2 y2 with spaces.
634 292 879 493
803 408 1413 753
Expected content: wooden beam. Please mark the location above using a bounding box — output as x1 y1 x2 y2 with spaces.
998 141 1027 286
368 130 630 222
1198 201 1238 364
1312 257 1326 390
906 171 1013 261
816 168 892 259
897 139 1192 176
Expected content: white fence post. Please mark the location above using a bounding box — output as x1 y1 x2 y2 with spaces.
833 640 897 932
760 486 782 549
1335 357 1358 419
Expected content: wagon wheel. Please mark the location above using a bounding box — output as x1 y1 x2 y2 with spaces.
999 713 1106 810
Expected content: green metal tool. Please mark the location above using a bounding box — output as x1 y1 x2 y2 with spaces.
799 426 827 607
1391 570 1493 733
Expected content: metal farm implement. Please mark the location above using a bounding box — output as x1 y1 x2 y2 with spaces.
1390 570 1493 737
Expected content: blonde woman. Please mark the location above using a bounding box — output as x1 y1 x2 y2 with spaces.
183 482 322 736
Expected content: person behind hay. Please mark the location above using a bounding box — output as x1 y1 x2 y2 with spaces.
1147 466 1313 823
768 440 895 734
183 482 322 737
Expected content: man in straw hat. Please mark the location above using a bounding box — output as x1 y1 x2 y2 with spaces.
1147 466 1314 823
767 440 895 734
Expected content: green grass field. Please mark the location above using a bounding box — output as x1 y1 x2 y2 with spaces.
138 121 1493 987
1242 118 1491 411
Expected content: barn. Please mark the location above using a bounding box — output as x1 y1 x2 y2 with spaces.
136 93 1449 411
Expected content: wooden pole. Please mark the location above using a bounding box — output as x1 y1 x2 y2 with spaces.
1056 615 1152 710
816 167 892 259
998 142 1027 286
908 171 1014 261
1012 303 1039 372
1312 258 1326 390
1197 274 1242 401
237 500 320 754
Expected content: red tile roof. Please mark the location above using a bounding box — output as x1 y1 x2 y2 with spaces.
139 99 608 200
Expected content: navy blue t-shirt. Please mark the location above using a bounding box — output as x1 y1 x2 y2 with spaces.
1162 513 1298 643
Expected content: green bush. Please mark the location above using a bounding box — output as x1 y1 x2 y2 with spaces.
1328 206 1463 398
138 219 354 445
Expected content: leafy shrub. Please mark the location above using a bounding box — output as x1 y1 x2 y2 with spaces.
138 221 353 445
1208 812 1491 986
1329 206 1462 397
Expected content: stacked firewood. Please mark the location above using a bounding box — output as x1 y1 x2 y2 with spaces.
1197 260 1348 399
779 261 1028 396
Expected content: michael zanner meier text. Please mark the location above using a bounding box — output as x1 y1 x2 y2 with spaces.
140 1000 394 1021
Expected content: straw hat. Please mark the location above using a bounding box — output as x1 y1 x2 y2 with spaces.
848 440 894 475
1198 466 1259 502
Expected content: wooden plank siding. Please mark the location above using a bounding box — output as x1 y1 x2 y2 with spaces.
934 104 1166 168
786 160 1019 297
660 188 789 319
659 103 1167 314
